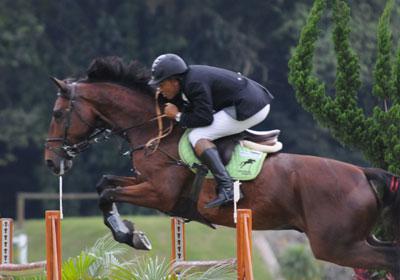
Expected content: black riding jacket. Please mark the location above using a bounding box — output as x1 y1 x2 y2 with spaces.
175 65 273 128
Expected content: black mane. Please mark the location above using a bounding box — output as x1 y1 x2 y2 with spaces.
85 56 153 94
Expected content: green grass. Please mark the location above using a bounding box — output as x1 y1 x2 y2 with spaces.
16 215 271 279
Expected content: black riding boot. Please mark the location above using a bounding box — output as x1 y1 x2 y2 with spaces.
200 147 235 208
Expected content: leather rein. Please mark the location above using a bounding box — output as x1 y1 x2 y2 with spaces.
45 83 174 160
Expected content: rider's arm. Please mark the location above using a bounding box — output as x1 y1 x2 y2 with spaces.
178 82 214 128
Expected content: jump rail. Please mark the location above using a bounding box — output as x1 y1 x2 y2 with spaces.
0 211 62 280
171 209 253 280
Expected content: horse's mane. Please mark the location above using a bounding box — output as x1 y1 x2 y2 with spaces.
84 56 153 94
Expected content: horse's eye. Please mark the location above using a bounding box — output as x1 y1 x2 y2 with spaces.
53 110 63 119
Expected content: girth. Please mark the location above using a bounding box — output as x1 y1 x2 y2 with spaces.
166 163 216 228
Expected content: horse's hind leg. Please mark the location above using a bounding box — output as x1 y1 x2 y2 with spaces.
310 239 400 278
95 175 152 250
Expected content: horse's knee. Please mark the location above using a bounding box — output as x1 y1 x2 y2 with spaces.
96 175 115 194
99 188 117 207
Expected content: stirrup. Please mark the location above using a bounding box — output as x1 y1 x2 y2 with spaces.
204 196 232 208
204 188 234 209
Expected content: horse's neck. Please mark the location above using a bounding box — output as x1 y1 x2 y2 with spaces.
81 82 185 154
85 83 158 143
86 82 186 150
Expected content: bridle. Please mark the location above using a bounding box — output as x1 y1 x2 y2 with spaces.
45 82 173 160
45 82 94 159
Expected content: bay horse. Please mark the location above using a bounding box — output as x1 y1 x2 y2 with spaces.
44 57 400 276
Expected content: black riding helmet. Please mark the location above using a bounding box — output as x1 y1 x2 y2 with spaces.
148 54 188 86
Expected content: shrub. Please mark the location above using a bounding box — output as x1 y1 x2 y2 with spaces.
279 244 321 280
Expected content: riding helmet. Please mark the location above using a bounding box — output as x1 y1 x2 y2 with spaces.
148 54 188 85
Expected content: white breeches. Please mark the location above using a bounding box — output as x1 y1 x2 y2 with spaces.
188 104 270 146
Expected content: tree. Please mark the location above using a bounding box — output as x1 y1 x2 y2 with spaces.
288 0 399 276
288 0 400 174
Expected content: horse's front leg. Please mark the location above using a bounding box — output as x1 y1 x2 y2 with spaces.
96 176 152 250
95 174 145 224
96 174 144 194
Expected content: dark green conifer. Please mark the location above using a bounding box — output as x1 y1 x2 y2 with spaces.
289 0 400 174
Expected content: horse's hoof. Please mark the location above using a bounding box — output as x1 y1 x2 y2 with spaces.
104 215 152 250
132 231 152 250
122 220 152 250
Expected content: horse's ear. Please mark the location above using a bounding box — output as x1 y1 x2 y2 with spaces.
50 77 69 96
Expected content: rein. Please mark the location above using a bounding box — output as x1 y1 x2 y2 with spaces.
45 83 174 160
144 89 174 153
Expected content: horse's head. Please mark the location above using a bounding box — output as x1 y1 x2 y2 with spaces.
45 77 100 175
44 57 159 175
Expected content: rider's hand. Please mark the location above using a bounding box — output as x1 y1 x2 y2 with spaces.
164 103 179 119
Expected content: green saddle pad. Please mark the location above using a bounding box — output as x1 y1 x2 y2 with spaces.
178 130 267 181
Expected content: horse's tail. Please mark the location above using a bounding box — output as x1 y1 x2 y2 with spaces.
363 167 400 239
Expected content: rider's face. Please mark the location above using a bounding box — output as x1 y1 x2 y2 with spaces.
159 79 180 100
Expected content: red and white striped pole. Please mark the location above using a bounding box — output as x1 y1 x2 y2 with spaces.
171 217 186 264
0 218 13 265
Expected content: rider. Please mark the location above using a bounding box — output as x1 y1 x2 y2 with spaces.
148 53 273 208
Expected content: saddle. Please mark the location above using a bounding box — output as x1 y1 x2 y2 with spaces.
214 129 282 165
178 129 282 181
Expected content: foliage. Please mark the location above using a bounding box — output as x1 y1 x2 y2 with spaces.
61 234 235 280
110 256 173 280
181 264 236 280
278 244 321 280
62 251 99 280
289 0 400 174
62 234 127 280
110 256 235 280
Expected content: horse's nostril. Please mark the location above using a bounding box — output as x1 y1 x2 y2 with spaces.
46 159 55 168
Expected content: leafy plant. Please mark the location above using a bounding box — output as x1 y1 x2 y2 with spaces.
110 256 173 280
279 244 321 280
181 263 236 280
61 234 236 280
62 234 126 280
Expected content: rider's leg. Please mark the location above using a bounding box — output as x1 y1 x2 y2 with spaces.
195 139 235 208
189 105 270 208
